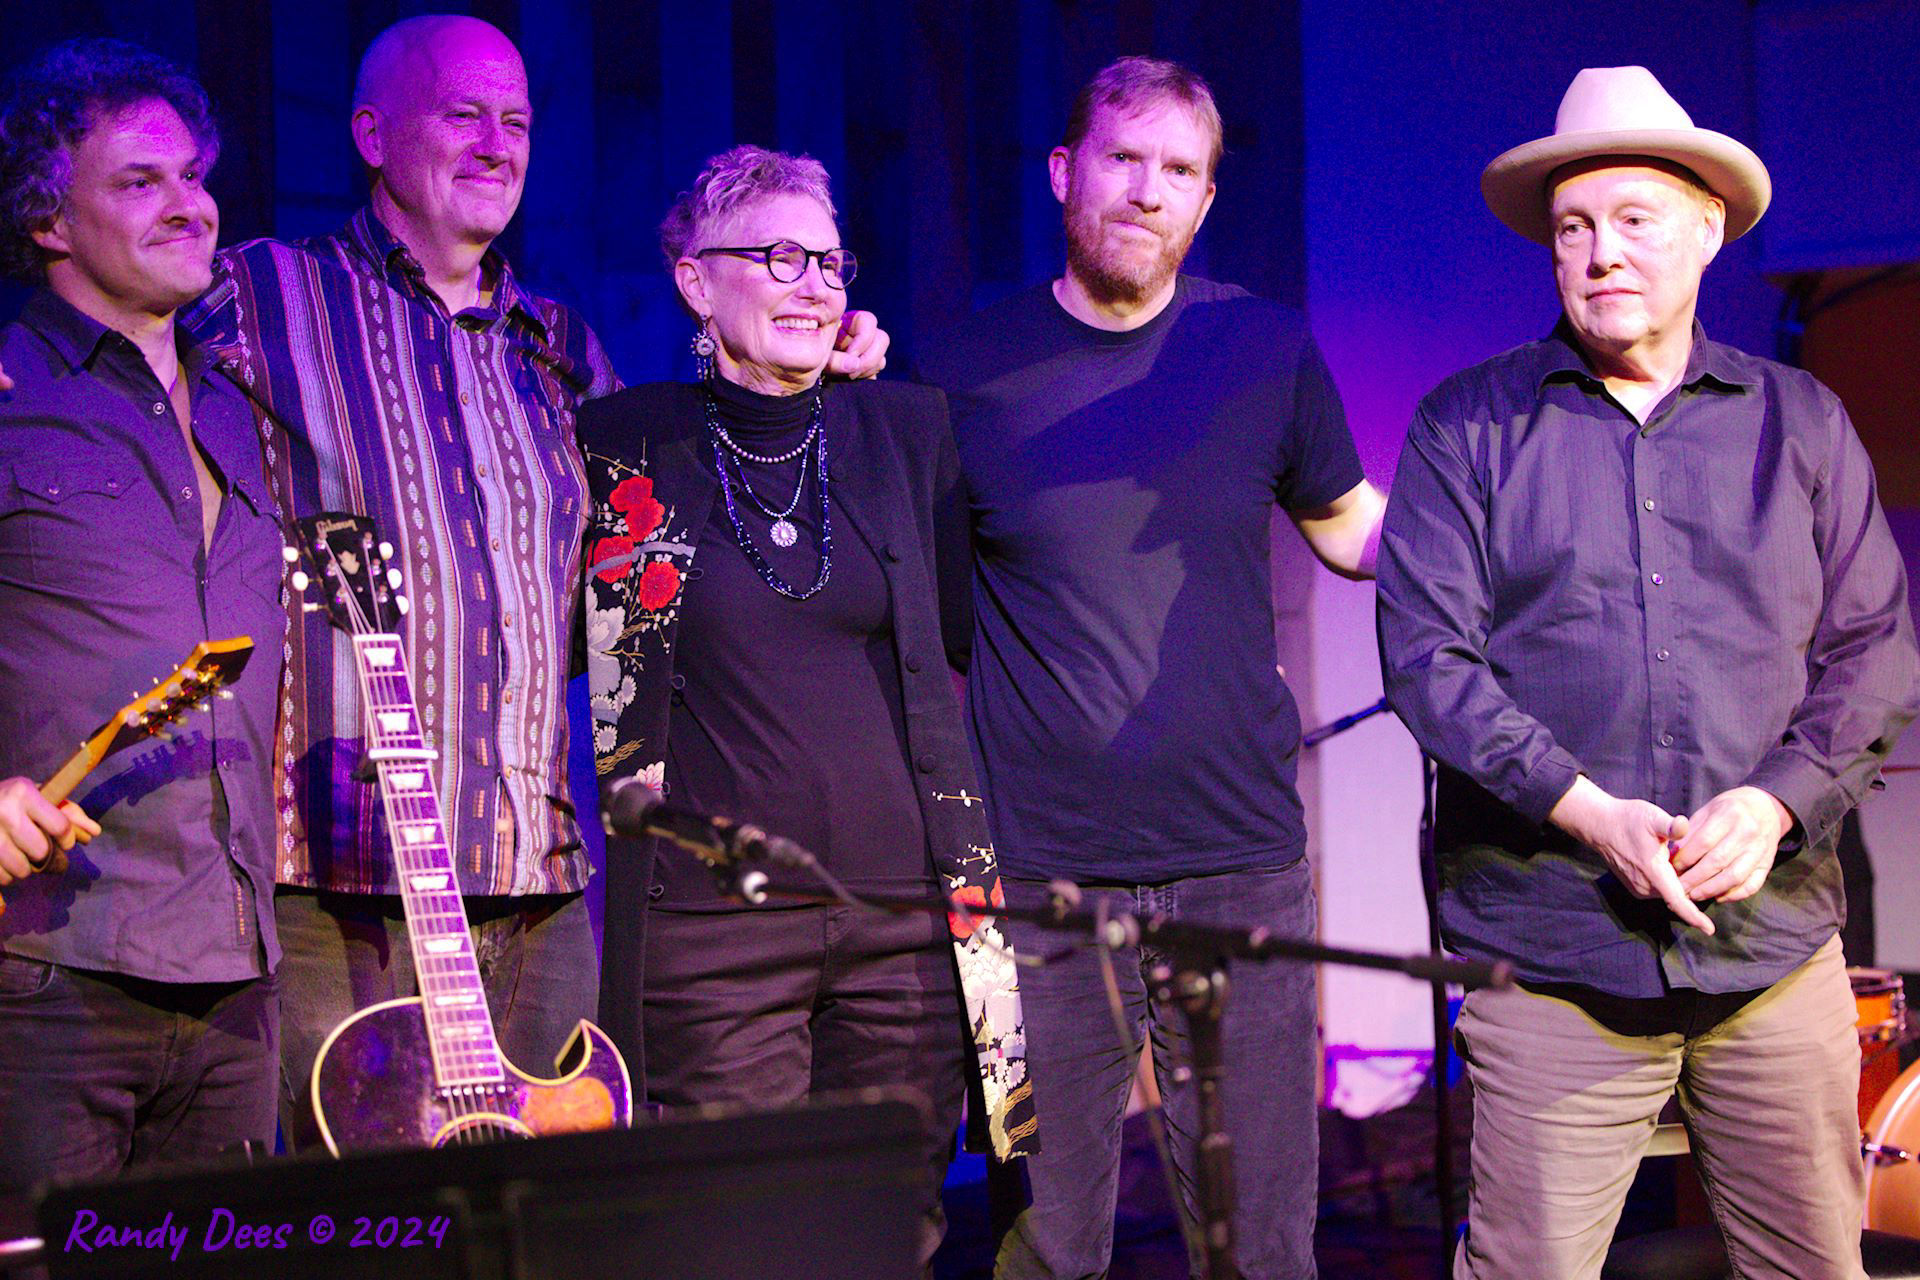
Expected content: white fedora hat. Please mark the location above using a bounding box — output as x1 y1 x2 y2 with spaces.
1482 66 1771 246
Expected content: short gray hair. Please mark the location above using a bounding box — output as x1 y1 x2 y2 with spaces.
1064 56 1223 179
0 38 219 282
658 144 838 271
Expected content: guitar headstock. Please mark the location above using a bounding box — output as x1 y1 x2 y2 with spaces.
290 513 409 637
89 636 255 763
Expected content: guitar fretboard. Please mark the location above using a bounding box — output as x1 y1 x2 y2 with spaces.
352 633 504 1088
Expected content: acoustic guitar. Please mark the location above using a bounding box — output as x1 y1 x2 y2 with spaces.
294 513 631 1153
0 636 254 916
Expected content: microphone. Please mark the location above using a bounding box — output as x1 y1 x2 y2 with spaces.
601 777 816 871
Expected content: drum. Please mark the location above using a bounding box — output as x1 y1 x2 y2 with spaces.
1863 1056 1920 1237
1852 967 1908 1127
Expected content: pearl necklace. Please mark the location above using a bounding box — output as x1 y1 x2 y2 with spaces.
704 386 832 600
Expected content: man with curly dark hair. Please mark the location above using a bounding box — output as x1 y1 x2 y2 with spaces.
0 39 286 1219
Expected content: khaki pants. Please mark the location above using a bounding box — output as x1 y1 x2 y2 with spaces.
1454 934 1864 1280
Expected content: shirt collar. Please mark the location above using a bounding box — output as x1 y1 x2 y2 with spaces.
1537 315 1758 394
19 288 121 373
344 206 550 338
16 287 216 383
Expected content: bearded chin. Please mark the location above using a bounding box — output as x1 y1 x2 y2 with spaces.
1066 216 1191 307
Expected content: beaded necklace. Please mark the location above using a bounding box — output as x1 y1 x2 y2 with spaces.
704 385 832 600
712 399 821 545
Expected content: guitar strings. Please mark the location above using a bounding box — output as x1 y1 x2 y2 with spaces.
324 539 508 1143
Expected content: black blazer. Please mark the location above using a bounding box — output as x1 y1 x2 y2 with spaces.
577 378 1037 1158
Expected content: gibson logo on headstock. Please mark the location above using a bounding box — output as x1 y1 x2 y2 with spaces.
314 515 361 540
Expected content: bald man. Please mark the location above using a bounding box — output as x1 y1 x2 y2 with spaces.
171 16 886 1148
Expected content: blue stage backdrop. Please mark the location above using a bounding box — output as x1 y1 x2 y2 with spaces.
1 0 1307 381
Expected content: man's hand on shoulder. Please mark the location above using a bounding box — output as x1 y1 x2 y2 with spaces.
826 310 889 381
1549 775 1715 934
0 359 11 392
0 777 99 886
1669 786 1792 905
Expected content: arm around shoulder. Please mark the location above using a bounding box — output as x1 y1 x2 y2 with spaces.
1291 479 1386 580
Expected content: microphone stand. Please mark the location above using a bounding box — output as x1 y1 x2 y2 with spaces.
1303 699 1457 1273
697 856 1509 1280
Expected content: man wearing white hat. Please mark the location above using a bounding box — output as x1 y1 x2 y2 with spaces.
1378 66 1919 1278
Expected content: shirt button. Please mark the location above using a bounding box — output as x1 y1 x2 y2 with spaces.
179 486 194 503
491 537 501 550
460 392 471 406
503 691 514 705
1643 498 1656 511
916 753 937 774
152 401 166 416
477 464 489 478
502 613 513 627
1660 733 1675 747
1650 572 1664 586
1655 647 1670 662
882 544 901 563
904 652 922 673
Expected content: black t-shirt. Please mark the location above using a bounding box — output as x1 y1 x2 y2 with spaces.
924 276 1362 882
654 377 934 907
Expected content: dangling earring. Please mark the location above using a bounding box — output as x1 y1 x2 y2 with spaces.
691 317 717 382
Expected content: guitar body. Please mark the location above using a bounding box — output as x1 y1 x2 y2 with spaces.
311 998 634 1155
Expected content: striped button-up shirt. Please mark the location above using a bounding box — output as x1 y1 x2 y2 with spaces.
185 208 618 896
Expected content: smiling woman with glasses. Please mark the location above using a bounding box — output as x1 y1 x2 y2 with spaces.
576 145 1038 1262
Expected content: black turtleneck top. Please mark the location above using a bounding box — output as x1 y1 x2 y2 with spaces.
653 376 935 907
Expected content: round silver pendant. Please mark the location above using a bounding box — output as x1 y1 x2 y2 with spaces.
769 518 799 548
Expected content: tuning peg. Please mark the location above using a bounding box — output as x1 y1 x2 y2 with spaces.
378 541 394 559
302 601 323 613
396 595 411 616
216 689 234 701
290 570 310 592
386 569 403 589
282 546 300 564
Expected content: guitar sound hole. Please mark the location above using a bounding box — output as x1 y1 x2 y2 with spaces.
432 1091 535 1146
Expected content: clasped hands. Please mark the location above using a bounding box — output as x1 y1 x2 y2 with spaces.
1549 776 1792 936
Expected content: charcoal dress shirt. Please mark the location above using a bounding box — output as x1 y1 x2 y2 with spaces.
0 290 286 983
1378 319 1920 997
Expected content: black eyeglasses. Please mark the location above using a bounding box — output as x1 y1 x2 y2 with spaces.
696 240 858 290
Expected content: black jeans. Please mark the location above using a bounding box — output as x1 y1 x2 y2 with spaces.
0 953 276 1234
640 901 971 1263
992 862 1321 1280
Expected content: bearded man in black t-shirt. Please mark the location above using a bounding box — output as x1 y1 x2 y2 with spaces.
924 57 1384 1280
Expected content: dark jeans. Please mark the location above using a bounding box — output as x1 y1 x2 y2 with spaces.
0 953 276 1234
274 887 599 1151
993 862 1320 1280
641 902 971 1263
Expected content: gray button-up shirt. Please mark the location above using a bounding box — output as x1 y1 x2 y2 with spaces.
1379 320 1920 997
0 290 285 983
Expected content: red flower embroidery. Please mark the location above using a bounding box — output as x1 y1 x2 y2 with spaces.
637 560 681 610
947 877 1004 940
609 475 665 541
591 536 634 583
